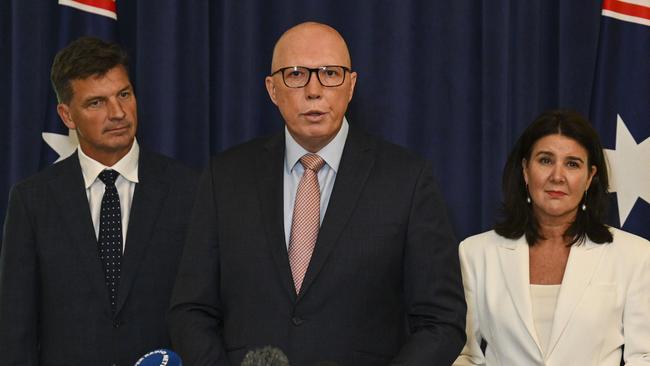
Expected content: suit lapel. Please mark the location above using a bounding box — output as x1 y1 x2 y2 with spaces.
255 134 297 300
497 236 543 355
115 150 168 313
49 154 109 304
545 240 604 358
298 128 375 299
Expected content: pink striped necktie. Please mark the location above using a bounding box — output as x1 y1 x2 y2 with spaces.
288 153 326 294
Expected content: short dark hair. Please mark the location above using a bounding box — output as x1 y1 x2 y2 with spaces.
50 37 129 104
240 346 290 366
494 109 613 245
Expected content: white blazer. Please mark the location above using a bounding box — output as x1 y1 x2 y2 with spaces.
454 228 650 366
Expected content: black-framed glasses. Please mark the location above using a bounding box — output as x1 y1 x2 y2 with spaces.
270 65 351 88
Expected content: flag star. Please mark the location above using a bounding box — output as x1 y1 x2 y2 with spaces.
603 115 650 226
42 129 79 162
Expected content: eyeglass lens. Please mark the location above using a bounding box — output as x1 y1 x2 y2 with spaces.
282 66 346 87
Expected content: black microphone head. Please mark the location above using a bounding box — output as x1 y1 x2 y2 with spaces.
134 349 182 366
240 346 290 366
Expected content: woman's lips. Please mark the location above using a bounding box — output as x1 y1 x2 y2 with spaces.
546 190 567 198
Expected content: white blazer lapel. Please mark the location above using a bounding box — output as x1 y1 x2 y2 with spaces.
497 236 543 356
545 240 605 359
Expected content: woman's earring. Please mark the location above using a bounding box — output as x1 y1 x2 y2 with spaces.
526 184 531 204
581 191 587 211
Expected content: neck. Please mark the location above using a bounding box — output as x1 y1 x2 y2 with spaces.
536 214 575 245
296 135 335 153
79 142 133 167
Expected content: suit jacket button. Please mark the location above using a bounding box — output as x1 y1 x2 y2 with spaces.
291 316 304 326
113 320 121 328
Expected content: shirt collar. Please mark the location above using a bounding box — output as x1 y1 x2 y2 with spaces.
78 139 140 189
285 117 349 173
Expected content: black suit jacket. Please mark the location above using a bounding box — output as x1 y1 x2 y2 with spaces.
0 148 197 366
168 127 466 366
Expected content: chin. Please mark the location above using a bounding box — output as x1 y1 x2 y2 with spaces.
539 207 579 219
300 126 332 138
108 137 134 150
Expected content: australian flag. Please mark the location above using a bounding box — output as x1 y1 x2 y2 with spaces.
42 0 118 163
590 0 650 240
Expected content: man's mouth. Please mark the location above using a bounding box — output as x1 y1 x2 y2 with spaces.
302 110 326 121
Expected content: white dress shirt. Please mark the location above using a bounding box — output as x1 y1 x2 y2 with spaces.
283 117 349 247
78 139 140 252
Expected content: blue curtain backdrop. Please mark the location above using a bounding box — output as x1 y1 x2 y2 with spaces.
1 0 648 244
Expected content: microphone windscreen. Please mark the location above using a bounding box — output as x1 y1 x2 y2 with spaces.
134 349 182 366
240 346 290 366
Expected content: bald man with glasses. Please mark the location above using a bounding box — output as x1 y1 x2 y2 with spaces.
169 21 466 366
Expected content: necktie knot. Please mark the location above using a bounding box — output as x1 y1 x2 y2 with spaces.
98 169 119 186
300 154 325 172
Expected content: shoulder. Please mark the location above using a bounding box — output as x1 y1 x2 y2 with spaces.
346 127 430 185
139 148 199 188
457 231 516 283
604 227 650 262
459 230 518 259
209 134 279 167
609 227 650 247
10 153 79 194
460 230 507 248
352 127 425 164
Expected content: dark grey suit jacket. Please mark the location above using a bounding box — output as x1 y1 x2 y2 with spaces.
168 127 466 366
0 148 197 366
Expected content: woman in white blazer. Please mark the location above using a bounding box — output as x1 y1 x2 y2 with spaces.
454 110 650 366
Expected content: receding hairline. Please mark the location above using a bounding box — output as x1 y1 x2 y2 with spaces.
270 21 351 72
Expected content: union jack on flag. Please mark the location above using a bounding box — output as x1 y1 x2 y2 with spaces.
58 0 117 20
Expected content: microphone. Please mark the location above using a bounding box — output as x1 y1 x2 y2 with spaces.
134 349 182 366
240 346 290 366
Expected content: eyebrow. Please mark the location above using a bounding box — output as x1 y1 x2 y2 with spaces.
565 156 585 163
81 95 105 105
534 150 585 163
81 85 132 104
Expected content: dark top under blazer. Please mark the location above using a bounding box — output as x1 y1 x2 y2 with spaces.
0 148 198 366
168 127 466 366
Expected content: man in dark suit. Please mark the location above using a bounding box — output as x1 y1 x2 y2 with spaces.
168 22 466 366
0 37 197 365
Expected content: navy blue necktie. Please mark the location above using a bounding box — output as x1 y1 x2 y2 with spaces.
98 169 123 313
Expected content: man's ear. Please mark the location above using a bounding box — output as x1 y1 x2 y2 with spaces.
347 71 357 102
265 76 279 106
57 103 76 129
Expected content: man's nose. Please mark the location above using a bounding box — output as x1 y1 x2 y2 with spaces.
305 71 322 99
107 98 126 120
